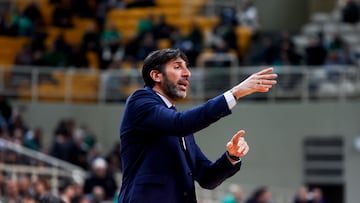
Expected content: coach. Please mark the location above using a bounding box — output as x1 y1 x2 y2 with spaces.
118 48 277 202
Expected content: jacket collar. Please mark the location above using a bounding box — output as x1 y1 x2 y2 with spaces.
144 86 172 108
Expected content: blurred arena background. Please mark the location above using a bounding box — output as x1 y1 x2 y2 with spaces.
0 0 360 202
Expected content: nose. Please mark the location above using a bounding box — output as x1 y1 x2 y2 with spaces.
182 67 191 78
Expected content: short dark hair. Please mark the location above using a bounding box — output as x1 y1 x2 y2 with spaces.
142 48 189 87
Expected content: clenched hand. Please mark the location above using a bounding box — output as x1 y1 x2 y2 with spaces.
226 130 249 159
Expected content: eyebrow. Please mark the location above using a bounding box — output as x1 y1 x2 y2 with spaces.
174 61 187 65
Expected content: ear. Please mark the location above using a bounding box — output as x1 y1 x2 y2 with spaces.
150 70 162 83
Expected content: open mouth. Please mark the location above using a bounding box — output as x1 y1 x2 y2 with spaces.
178 80 189 91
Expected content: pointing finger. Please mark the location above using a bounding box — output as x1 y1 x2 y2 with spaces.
256 67 274 75
231 130 246 145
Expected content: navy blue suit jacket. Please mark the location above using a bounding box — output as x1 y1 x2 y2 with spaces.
119 86 241 203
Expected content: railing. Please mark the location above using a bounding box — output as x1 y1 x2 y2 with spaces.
0 164 83 194
0 137 85 194
0 65 360 104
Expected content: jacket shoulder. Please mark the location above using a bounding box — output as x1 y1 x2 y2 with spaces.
127 87 162 104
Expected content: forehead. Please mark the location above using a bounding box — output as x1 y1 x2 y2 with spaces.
165 57 187 66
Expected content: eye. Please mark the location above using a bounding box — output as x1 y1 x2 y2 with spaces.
174 66 180 69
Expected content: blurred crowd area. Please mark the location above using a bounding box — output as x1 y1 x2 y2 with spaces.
0 0 359 104
0 95 122 172
0 0 359 71
0 158 118 203
0 95 121 202
0 0 258 69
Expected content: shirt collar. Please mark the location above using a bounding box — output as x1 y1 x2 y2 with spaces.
156 92 173 108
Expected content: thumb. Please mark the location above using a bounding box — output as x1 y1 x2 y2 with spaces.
227 142 233 148
231 130 246 145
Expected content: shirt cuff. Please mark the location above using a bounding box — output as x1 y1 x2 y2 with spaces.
223 90 237 110
230 159 241 165
226 152 242 165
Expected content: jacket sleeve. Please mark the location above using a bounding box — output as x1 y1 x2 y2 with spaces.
193 143 241 190
125 89 232 136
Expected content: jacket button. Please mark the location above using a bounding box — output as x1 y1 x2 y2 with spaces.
184 192 188 196
188 171 193 176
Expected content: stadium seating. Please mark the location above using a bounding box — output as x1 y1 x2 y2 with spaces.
294 11 360 65
4 0 254 103
0 37 29 65
36 71 99 103
107 0 215 40
86 51 100 69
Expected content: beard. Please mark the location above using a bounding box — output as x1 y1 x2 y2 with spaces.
161 75 187 101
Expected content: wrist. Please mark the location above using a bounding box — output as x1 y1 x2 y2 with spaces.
230 89 238 100
226 151 240 161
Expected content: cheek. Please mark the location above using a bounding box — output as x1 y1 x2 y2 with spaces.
164 74 179 84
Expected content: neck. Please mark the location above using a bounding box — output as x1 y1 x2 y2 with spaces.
152 85 176 105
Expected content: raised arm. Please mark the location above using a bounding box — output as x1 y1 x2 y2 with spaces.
126 91 231 136
123 67 277 136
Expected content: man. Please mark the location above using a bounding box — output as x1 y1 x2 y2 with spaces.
246 187 271 203
119 48 277 202
83 157 117 200
222 183 244 203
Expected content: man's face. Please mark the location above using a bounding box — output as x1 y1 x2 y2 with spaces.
160 57 191 100
94 167 107 178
